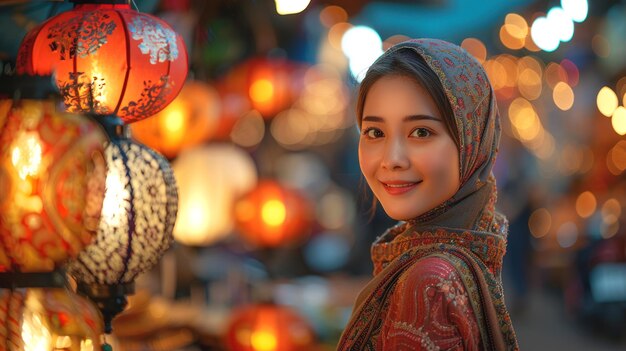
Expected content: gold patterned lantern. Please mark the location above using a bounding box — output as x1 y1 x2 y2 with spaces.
67 117 178 332
0 76 107 272
16 0 188 123
0 286 103 351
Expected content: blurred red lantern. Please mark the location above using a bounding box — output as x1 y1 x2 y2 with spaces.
0 81 107 272
130 80 220 158
16 0 188 123
234 181 312 248
219 58 302 119
226 304 315 351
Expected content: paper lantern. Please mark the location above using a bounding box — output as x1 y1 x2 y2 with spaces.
226 304 315 351
220 58 300 118
172 144 257 246
234 181 313 248
129 80 220 158
68 127 178 285
16 0 188 123
0 92 107 272
0 287 103 351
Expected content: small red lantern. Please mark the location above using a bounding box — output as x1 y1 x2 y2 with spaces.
16 0 188 123
219 58 301 119
226 304 315 351
234 181 312 248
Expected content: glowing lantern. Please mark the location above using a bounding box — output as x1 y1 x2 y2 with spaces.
0 77 107 272
68 128 177 285
235 181 312 248
0 287 103 351
129 81 220 158
220 58 300 118
172 144 257 246
16 0 188 123
226 304 315 351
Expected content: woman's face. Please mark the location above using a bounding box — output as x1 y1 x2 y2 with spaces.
359 75 460 221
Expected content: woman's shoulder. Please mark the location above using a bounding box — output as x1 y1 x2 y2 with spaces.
398 255 463 286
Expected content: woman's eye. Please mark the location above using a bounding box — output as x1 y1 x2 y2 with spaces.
364 128 384 138
411 128 431 138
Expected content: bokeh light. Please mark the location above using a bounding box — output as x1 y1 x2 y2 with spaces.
611 106 626 135
576 191 597 218
547 7 574 42
597 86 619 117
553 82 574 110
556 222 578 248
341 25 383 82
461 37 487 64
529 208 552 238
561 0 588 23
531 16 560 52
319 5 348 28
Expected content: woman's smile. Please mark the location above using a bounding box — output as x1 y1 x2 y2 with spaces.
380 180 422 195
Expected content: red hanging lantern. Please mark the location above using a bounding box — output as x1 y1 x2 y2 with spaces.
226 304 315 351
234 181 313 248
16 0 188 123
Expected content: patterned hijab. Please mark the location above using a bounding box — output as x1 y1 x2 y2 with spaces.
339 39 518 350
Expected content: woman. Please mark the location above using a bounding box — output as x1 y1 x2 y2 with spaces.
338 39 519 350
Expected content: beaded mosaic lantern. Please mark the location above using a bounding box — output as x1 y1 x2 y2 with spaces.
0 286 103 351
0 76 107 272
16 0 188 123
225 304 315 351
67 117 177 332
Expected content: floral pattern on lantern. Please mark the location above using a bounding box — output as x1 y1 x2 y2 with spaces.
234 181 313 248
68 138 178 284
130 81 221 158
226 304 315 351
0 99 107 272
0 288 103 351
16 2 188 123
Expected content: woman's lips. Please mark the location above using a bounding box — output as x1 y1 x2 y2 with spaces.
380 181 422 195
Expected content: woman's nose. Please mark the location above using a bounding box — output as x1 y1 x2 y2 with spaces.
381 138 410 170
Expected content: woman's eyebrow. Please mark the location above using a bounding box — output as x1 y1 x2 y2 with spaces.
361 115 441 123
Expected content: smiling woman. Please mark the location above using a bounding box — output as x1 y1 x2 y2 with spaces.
338 39 519 351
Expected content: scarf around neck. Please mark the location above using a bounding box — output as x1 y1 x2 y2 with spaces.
338 39 519 350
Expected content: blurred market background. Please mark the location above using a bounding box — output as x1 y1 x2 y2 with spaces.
1 0 626 350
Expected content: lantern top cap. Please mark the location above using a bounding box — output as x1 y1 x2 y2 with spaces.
70 0 130 5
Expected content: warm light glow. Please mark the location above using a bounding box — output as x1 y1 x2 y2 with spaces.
262 199 287 227
545 62 568 89
22 310 52 351
11 132 42 179
601 198 621 223
597 86 619 117
163 107 185 133
611 106 626 135
80 339 95 351
529 208 551 238
101 162 126 228
500 24 525 50
319 5 347 27
561 0 588 22
576 191 597 218
251 330 278 351
504 13 529 39
610 141 626 172
250 79 275 104
230 110 266 148
553 82 574 110
461 38 487 64
275 0 311 15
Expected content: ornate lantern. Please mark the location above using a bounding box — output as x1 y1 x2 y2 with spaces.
234 181 313 248
129 81 221 159
0 75 107 272
172 144 257 246
0 284 103 351
225 304 315 351
16 0 188 123
67 116 178 333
